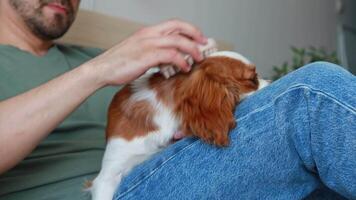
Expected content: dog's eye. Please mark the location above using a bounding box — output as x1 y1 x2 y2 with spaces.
245 72 258 85
251 76 258 85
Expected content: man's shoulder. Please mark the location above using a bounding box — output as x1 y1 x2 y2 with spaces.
56 43 104 58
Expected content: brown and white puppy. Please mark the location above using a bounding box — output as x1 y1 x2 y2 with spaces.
88 51 269 200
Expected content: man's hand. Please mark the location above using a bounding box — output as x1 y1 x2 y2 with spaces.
86 19 208 86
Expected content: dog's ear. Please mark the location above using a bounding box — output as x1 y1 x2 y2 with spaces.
175 70 237 146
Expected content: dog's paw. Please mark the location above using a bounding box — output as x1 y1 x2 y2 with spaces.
204 128 230 147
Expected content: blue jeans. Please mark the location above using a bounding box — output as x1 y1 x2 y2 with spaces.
113 62 356 200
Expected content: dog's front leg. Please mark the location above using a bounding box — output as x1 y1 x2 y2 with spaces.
90 137 159 200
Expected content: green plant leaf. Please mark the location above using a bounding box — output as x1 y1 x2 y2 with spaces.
271 46 339 81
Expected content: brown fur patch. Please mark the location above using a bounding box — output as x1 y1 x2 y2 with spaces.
106 86 158 140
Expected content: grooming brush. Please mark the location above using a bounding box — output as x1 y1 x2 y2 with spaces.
160 38 218 79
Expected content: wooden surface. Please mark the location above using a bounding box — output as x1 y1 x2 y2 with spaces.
58 9 233 50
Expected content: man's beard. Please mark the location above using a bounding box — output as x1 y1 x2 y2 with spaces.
10 0 76 40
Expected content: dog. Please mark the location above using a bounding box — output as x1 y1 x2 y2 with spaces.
88 51 269 200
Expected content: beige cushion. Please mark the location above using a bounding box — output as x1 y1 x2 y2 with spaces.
58 9 233 50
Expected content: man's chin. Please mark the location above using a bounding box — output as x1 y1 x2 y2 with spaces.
34 14 72 40
29 20 70 40
36 26 69 40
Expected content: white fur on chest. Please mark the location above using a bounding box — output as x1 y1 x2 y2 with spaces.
91 74 180 200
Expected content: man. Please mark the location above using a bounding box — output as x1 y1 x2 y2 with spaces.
0 0 206 198
0 0 355 199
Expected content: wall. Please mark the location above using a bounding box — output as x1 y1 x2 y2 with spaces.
80 0 338 78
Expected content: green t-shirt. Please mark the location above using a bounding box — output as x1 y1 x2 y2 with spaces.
0 44 120 199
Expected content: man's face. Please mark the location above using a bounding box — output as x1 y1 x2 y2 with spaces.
9 0 80 40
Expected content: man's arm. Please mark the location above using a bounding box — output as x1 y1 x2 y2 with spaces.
0 64 103 174
0 19 207 174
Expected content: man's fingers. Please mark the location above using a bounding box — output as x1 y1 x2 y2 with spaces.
163 49 190 72
152 49 190 72
152 35 203 63
148 19 207 44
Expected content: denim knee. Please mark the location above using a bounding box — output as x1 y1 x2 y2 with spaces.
287 61 350 88
301 61 344 74
299 61 345 77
